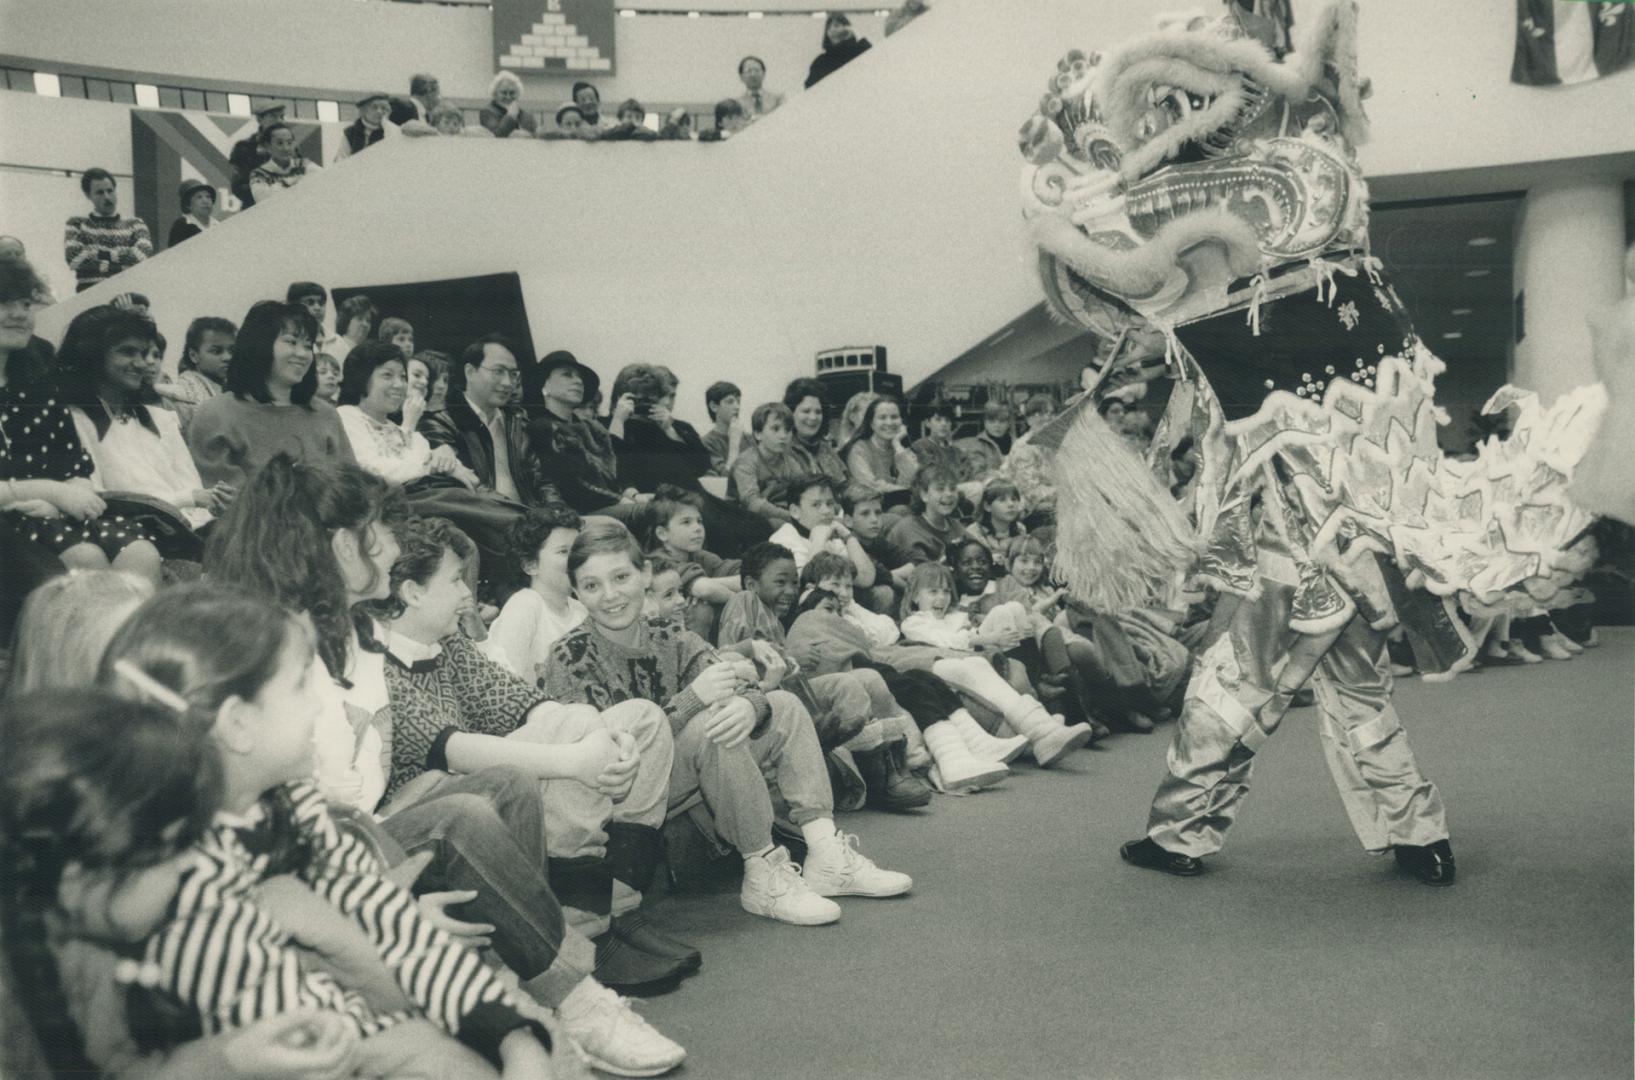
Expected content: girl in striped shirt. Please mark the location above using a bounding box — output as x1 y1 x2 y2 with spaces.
95 583 555 1077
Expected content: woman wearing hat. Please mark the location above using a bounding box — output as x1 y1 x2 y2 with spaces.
166 180 215 248
804 13 874 89
337 92 397 159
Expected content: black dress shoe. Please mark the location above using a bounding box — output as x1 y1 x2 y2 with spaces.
1393 839 1456 886
611 910 701 975
592 930 687 996
1119 837 1204 877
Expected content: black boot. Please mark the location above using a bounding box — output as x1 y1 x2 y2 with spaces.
855 740 933 812
604 823 702 975
1393 839 1456 886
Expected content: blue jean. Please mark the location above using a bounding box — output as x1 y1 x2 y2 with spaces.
375 767 595 1001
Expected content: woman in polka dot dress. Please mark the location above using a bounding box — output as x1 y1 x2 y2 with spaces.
0 257 161 585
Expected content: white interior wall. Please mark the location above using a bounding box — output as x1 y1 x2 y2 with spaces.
13 0 1635 424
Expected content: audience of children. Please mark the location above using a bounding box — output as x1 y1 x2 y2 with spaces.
0 253 1380 1079
718 541 933 811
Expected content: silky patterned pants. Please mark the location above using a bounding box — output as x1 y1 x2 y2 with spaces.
1144 578 1449 858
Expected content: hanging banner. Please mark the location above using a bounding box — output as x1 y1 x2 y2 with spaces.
493 0 617 76
130 110 328 248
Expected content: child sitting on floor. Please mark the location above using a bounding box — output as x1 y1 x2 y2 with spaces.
797 551 1087 769
91 584 558 1077
840 488 905 615
882 464 969 571
646 485 741 641
719 542 931 812
644 551 690 621
482 504 587 687
901 560 1094 763
543 521 914 924
966 478 1028 568
768 474 876 583
788 587 1020 794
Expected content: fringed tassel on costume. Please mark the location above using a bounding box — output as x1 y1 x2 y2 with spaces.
1052 405 1202 613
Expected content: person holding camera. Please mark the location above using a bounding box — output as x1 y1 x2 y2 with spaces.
605 363 771 558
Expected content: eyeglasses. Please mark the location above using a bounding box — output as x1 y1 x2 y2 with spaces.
478 365 521 383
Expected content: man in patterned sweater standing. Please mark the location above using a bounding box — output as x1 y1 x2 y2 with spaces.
63 168 151 293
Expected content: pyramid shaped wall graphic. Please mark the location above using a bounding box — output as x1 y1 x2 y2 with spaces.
494 0 616 74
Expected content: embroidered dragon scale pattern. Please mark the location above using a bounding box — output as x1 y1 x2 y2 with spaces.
1017 1 1604 642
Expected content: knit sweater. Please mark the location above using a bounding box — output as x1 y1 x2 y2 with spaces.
379 630 548 803
543 615 769 736
63 213 152 288
185 394 356 487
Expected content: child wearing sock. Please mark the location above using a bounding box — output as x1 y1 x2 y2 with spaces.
89 586 558 1077
902 560 1093 765
543 522 914 924
798 552 1088 769
789 588 1018 794
719 542 931 812
482 505 587 687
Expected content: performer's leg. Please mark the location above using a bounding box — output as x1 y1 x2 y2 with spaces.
1139 581 1344 860
1313 617 1449 854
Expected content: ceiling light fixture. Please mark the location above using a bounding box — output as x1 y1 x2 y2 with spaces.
1464 269 1492 278
1442 332 1464 340
1467 236 1498 247
1451 308 1473 316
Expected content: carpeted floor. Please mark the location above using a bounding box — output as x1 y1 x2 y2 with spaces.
636 630 1634 1080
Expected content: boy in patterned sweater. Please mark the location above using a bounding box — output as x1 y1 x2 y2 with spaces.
543 521 914 926
373 517 702 998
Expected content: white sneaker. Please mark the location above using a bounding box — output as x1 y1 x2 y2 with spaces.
556 979 687 1077
1539 633 1575 661
740 847 841 925
803 832 913 898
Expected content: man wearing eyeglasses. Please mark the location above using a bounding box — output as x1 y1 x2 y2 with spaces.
421 333 557 508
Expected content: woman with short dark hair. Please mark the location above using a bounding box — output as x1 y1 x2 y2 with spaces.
782 377 849 488
804 12 873 89
185 300 356 488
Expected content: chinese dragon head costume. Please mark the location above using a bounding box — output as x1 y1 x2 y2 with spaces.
1019 2 1606 674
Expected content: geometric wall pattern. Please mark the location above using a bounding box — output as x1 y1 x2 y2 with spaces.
494 0 616 75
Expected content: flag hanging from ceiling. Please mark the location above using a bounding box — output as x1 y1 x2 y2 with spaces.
1512 0 1634 85
493 0 617 76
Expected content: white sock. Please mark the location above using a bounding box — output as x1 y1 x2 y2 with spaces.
742 843 775 863
800 818 838 847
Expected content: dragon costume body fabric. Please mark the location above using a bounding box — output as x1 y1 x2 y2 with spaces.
1016 2 1604 863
